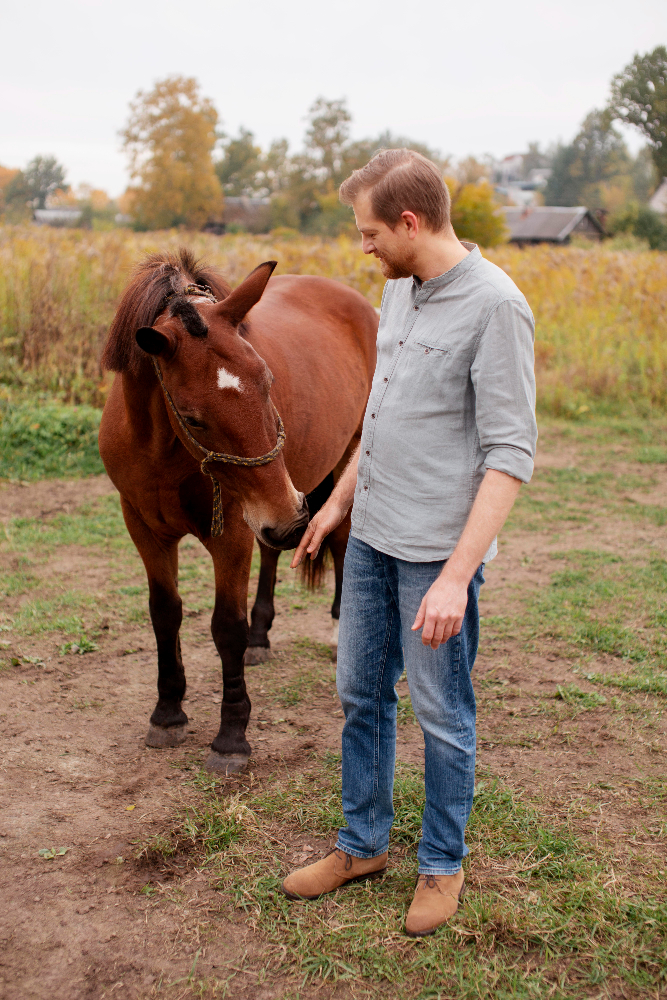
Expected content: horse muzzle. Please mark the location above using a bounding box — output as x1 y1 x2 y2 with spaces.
259 496 310 550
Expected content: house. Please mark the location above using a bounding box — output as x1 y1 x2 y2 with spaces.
203 196 271 235
502 206 605 244
493 154 551 207
649 178 667 215
33 208 82 226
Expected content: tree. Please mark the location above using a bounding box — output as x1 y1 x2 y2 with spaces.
544 110 631 209
216 127 263 196
24 155 68 208
447 179 508 247
610 46 667 178
0 165 19 218
610 203 667 250
305 97 352 187
121 75 223 230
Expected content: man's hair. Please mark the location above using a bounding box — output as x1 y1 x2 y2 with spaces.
339 148 450 232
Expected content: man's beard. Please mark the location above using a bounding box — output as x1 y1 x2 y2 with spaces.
376 248 416 280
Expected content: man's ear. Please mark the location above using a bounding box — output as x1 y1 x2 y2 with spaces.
135 327 175 357
214 261 277 327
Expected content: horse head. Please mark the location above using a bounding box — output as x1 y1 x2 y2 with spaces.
134 261 309 550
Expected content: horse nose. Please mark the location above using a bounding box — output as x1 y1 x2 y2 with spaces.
260 497 309 551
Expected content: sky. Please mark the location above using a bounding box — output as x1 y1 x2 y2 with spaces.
1 0 665 197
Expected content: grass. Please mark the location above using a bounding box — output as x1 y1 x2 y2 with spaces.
146 754 666 999
0 394 104 479
522 551 667 694
1 226 666 417
2 493 129 551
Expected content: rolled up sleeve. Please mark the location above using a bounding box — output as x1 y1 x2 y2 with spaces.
471 297 537 484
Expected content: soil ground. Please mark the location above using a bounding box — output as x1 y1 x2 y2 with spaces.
0 420 666 999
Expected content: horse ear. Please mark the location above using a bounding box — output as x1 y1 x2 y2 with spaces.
136 327 174 357
215 261 277 327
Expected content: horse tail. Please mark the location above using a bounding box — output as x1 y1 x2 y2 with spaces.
299 536 333 591
298 471 335 592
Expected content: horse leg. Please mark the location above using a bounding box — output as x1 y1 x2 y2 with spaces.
245 542 280 665
327 512 351 659
204 514 254 775
120 499 188 748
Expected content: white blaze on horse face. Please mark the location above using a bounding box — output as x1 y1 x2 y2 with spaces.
217 367 242 392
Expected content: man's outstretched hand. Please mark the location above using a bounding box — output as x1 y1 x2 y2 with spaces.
290 499 348 569
411 571 469 649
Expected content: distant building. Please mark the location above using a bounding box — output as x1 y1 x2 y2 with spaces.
34 208 82 226
203 196 271 235
502 206 605 244
494 154 551 207
649 178 667 215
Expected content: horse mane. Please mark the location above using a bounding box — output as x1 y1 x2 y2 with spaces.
101 248 232 373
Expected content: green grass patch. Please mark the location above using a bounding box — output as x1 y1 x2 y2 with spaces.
0 563 39 596
0 397 104 479
554 684 607 709
636 446 667 464
10 590 95 636
2 494 129 551
523 551 667 696
153 754 666 998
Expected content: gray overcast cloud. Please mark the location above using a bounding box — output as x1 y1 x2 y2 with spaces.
1 0 665 196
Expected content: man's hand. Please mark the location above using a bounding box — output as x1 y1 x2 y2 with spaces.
411 571 469 649
410 470 522 649
290 498 348 569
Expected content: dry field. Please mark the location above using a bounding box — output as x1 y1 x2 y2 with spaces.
0 416 666 1000
1 226 667 414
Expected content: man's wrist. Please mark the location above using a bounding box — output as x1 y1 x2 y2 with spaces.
439 554 475 588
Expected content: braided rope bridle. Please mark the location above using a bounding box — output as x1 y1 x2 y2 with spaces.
151 283 286 537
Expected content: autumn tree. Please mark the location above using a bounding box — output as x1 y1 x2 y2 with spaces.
446 179 508 247
121 75 223 230
610 46 667 178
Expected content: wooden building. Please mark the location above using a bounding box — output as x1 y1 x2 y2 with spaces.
502 206 605 244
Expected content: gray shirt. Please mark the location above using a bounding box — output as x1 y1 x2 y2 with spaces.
351 243 537 563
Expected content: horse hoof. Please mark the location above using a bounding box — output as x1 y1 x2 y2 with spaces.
145 723 188 748
205 752 249 776
244 646 272 665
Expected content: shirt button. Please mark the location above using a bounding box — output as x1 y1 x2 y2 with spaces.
414 306 419 311
383 377 388 382
424 348 430 353
399 341 403 346
371 413 375 418
363 485 368 490
366 450 370 455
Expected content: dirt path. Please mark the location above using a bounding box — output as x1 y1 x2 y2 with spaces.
1 430 666 998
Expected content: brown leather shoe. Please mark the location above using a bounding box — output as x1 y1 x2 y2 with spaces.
404 870 466 937
281 848 388 900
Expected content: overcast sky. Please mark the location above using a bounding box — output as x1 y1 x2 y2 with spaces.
1 0 665 197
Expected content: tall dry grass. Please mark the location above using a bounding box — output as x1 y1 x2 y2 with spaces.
1 224 666 414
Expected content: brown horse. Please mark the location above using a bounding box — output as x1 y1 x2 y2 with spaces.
99 250 377 774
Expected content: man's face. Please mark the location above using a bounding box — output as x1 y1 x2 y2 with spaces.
353 189 417 279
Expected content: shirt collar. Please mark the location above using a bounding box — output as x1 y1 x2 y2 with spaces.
412 243 481 291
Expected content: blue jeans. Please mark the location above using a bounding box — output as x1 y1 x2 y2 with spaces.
335 536 483 875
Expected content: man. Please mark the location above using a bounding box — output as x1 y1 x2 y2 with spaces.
283 149 537 937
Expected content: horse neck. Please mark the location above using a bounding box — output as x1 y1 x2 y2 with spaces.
120 358 179 450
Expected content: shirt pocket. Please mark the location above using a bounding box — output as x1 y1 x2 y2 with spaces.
413 338 452 359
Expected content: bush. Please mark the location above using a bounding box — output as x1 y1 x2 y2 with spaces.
610 203 667 251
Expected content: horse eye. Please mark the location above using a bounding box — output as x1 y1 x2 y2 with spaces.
183 416 206 429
